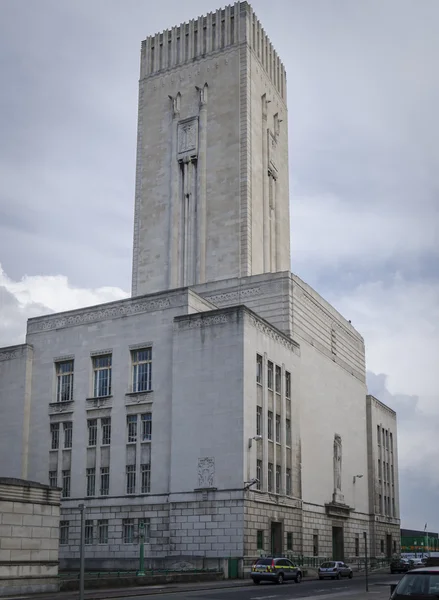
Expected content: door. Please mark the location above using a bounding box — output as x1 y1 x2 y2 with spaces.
332 526 344 561
271 522 283 556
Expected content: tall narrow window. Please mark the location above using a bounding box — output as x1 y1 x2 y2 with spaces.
256 406 262 436
127 415 138 443
275 465 281 494
211 22 216 51
285 371 291 399
49 470 57 487
391 465 394 484
98 519 108 544
101 417 111 445
257 530 264 550
56 360 74 403
85 520 94 545
392 497 396 517
62 470 71 498
275 414 281 443
379 494 382 514
150 45 155 71
377 425 380 445
86 468 95 497
60 521 69 545
386 430 389 449
275 365 281 393
287 532 293 551
88 419 97 447
286 419 291 446
50 423 59 450
267 411 273 440
390 432 393 453
286 468 291 495
93 354 112 397
378 459 382 479
230 16 234 45
141 463 151 494
63 422 72 449
268 463 273 492
126 465 136 495
256 460 262 490
256 354 262 384
132 348 152 392
355 536 360 557
100 467 109 496
141 413 152 441
313 533 319 557
123 518 135 543
267 361 273 389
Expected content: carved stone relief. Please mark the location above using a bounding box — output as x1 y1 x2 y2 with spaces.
197 457 215 488
177 117 198 160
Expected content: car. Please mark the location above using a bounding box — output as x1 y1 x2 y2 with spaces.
251 557 302 585
390 566 439 599
318 561 353 580
390 558 412 574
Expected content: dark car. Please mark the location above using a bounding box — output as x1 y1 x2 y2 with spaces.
251 557 302 585
390 566 439 599
318 560 353 580
390 558 412 574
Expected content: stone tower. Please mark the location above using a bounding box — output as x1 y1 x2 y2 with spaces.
132 1 290 297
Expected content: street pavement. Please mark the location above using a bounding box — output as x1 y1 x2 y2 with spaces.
2 573 400 600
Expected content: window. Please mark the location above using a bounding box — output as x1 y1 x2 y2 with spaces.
60 521 69 545
132 348 152 392
275 414 281 443
392 497 395 517
98 519 108 544
268 463 273 492
256 406 262 436
378 459 382 479
56 360 74 403
141 413 152 441
287 532 293 551
275 465 281 494
275 365 281 393
100 467 109 496
257 530 264 549
93 354 112 397
385 430 389 449
141 463 151 494
85 520 93 545
49 470 57 487
267 411 273 440
285 371 291 399
139 518 151 542
50 423 59 450
377 425 380 445
355 536 360 557
86 468 95 497
101 417 111 445
313 533 319 557
387 463 390 482
390 432 393 453
286 468 291 496
87 419 97 447
393 540 397 554
126 465 136 494
63 422 72 449
379 494 382 514
286 419 291 446
127 415 138 443
256 354 263 384
380 539 384 553
62 470 71 498
267 361 273 389
391 465 394 484
256 460 262 490
123 518 135 543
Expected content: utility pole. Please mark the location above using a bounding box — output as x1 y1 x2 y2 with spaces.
79 504 85 600
364 531 369 592
138 521 145 576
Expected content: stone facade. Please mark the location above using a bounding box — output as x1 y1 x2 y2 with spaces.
0 478 61 596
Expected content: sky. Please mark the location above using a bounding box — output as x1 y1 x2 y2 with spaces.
1 0 438 531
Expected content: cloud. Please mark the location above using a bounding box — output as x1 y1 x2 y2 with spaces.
0 264 128 347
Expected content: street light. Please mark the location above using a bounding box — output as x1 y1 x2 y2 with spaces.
248 434 263 449
353 474 363 484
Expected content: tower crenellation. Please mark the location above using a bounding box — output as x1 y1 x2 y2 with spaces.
141 2 286 101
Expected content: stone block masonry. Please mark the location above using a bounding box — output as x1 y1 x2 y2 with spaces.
0 478 61 596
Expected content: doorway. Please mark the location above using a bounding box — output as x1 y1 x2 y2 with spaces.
386 534 392 558
332 526 344 560
271 522 283 555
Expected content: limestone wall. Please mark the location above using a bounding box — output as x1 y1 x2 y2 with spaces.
0 478 61 596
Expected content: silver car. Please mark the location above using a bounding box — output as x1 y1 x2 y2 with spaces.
318 560 353 580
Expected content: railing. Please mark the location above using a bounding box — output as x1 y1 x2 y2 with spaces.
59 567 220 580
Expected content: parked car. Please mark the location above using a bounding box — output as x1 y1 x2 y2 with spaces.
251 557 302 585
318 561 353 580
390 566 439 598
390 558 412 574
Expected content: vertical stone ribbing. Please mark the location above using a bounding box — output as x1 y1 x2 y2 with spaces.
239 42 251 278
131 70 145 297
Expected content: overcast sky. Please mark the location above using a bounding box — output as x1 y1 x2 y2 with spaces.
1 0 438 532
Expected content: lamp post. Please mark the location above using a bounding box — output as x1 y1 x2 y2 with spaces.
363 531 369 593
138 521 145 576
